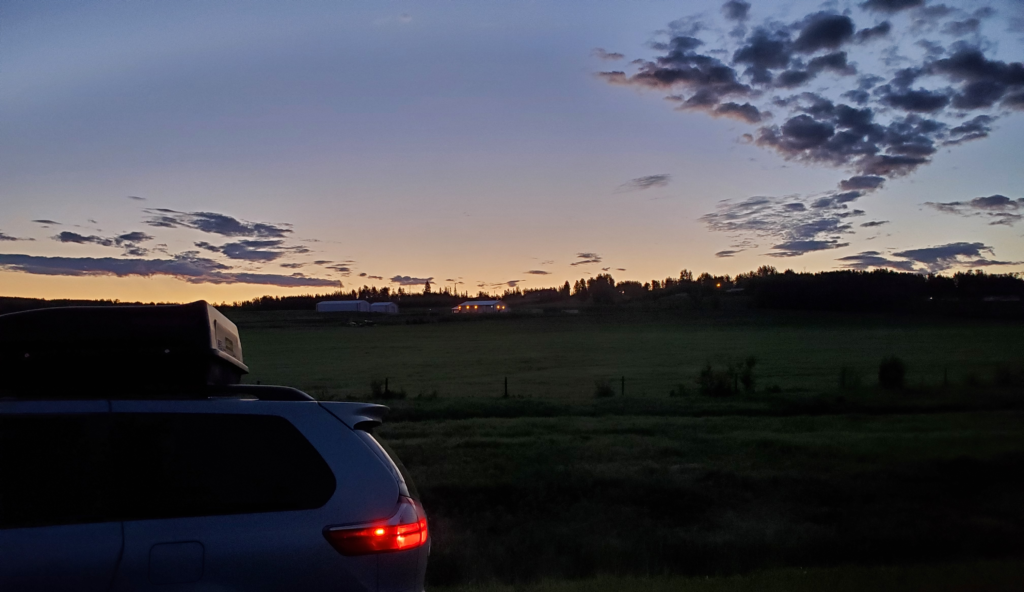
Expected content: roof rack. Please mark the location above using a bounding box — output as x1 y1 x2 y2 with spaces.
0 301 252 399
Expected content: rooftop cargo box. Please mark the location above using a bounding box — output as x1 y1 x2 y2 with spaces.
0 301 248 398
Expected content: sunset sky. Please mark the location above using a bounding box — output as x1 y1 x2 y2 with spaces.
2 0 1023 302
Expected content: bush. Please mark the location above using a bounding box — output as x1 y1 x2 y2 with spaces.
697 357 757 397
593 379 616 398
878 356 906 389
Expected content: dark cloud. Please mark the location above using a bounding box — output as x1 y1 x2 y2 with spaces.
714 102 763 122
733 27 792 71
325 264 352 276
31 219 60 225
769 239 848 257
0 231 33 242
860 220 890 227
855 21 892 43
722 1 750 21
279 262 305 269
390 275 433 286
945 114 994 144
143 209 292 238
880 88 950 112
0 253 338 287
127 195 146 201
593 48 625 60
53 230 153 256
194 239 309 262
715 249 742 257
926 194 1024 226
367 275 384 280
619 174 671 191
524 270 551 275
892 242 1016 272
860 0 924 14
942 18 980 36
838 251 918 271
793 13 855 54
571 252 603 266
839 175 886 191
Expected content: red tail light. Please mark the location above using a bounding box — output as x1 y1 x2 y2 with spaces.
324 497 428 556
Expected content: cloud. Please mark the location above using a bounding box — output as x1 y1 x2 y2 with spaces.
855 21 892 43
837 251 919 271
32 219 61 225
860 220 889 227
143 209 292 238
593 48 625 60
279 262 305 269
0 253 339 287
715 249 742 257
570 252 603 266
793 13 855 54
390 275 433 286
1 231 33 242
925 194 1024 226
860 0 924 14
127 195 146 201
769 239 848 257
368 275 383 280
722 1 750 22
618 174 671 191
839 175 886 191
194 239 309 262
524 270 551 275
53 230 154 256
892 242 1016 272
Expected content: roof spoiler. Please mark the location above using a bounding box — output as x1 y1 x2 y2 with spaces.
319 401 389 431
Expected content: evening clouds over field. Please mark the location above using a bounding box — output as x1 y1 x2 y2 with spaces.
1 0 1023 301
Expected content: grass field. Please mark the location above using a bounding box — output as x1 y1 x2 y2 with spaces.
232 310 1024 400
227 309 1024 588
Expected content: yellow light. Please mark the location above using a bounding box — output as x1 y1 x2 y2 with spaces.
375 528 385 536
716 283 721 287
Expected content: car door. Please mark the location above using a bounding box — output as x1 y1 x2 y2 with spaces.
0 400 124 592
107 399 396 592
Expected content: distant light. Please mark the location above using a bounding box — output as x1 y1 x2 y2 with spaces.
716 283 721 288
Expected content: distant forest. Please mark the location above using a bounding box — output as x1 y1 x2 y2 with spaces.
2 267 1022 317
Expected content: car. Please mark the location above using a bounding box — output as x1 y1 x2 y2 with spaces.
0 301 428 592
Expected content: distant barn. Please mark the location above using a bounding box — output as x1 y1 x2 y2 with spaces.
370 302 399 315
452 300 509 314
316 300 370 313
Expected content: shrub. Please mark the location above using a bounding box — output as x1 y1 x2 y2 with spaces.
593 380 616 398
878 356 906 389
697 357 757 397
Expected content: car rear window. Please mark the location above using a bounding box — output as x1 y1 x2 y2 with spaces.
0 413 336 529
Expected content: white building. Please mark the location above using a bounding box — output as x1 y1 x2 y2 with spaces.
452 300 509 314
316 300 370 313
370 302 399 315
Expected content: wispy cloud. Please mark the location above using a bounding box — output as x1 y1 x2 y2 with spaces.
127 195 146 201
31 219 61 226
618 174 671 192
570 252 603 266
195 239 310 262
390 275 433 286
838 242 1017 272
54 230 154 256
925 194 1024 226
1 231 33 242
524 269 551 275
143 209 292 238
0 253 339 287
592 48 625 61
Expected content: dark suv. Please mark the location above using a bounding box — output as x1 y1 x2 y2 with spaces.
0 302 428 592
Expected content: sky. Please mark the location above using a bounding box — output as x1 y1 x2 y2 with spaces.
1 0 1023 303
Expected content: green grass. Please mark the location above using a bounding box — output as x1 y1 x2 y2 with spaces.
227 310 1024 586
231 311 1024 400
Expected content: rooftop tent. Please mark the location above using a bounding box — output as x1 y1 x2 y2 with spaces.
0 301 248 398
317 300 370 313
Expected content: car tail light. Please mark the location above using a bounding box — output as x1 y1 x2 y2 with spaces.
324 496 428 556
